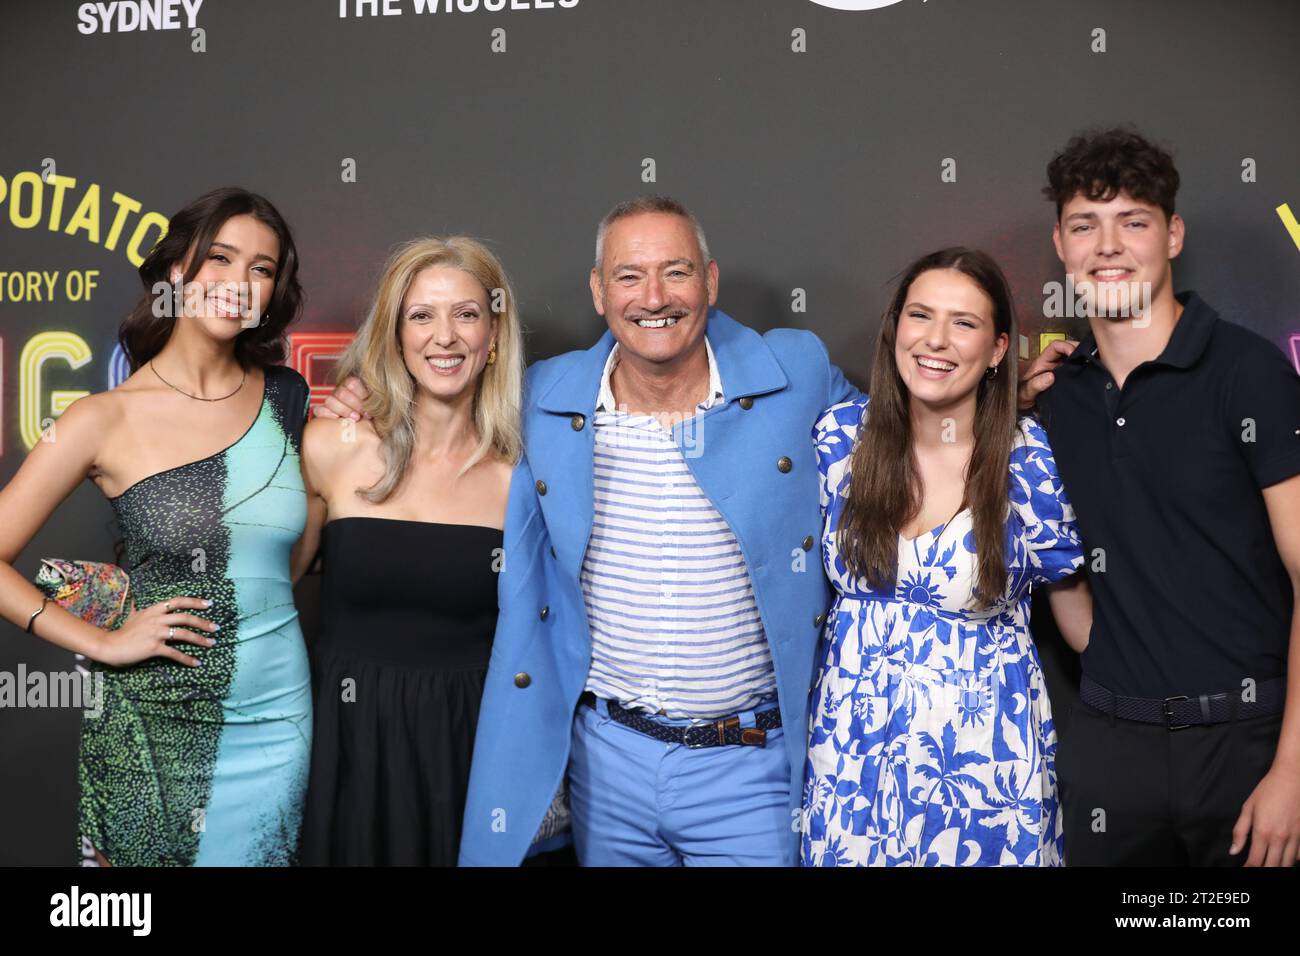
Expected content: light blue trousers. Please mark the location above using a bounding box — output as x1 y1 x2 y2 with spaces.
567 696 796 866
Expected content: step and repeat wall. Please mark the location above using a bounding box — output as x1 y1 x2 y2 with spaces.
1 0 1297 863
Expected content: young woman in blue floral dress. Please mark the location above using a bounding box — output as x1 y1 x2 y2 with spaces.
801 248 1093 867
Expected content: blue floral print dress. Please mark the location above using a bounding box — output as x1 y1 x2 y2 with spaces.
800 396 1084 867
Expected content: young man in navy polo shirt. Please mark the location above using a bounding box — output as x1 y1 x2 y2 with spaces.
1025 128 1300 866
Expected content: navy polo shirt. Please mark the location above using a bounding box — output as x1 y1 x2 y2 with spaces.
1038 291 1300 698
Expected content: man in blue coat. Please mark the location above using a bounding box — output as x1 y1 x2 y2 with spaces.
318 196 860 865
458 197 859 865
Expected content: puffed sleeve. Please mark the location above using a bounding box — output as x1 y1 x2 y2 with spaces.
1009 416 1085 586
812 397 867 516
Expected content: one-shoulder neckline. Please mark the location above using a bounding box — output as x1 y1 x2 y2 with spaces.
324 516 504 534
106 370 270 502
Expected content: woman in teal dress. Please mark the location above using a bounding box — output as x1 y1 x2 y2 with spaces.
0 187 311 865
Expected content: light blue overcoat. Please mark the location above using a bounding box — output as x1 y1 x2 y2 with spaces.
459 309 860 865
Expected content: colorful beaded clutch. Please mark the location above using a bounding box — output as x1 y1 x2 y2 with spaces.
33 559 131 631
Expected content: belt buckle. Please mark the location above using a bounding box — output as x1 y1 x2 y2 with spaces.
1162 695 1190 730
683 717 735 748
682 722 712 749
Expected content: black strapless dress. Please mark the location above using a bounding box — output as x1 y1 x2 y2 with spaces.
299 518 502 866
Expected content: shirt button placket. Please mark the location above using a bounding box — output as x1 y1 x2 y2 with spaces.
659 449 673 711
663 471 675 602
1104 377 1124 459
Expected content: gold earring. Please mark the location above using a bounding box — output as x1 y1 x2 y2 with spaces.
487 344 497 366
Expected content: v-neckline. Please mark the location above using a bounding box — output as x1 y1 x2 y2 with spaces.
899 505 968 545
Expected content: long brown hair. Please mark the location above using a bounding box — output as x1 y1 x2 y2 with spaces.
838 247 1019 607
118 187 304 371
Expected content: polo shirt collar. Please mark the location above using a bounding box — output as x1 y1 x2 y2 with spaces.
1064 290 1216 370
595 335 724 414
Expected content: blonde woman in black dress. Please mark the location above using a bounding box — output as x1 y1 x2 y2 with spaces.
292 237 523 865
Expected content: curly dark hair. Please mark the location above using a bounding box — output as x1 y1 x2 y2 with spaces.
118 186 304 371
1043 127 1180 222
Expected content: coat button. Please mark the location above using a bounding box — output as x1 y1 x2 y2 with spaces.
539 606 550 621
536 479 547 495
777 456 793 473
738 397 753 410
802 535 814 551
571 414 586 431
514 672 531 688
814 613 826 628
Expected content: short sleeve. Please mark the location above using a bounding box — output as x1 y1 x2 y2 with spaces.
812 397 867 516
1009 416 1085 586
1224 341 1300 489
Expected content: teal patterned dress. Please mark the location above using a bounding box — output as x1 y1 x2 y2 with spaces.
79 364 313 866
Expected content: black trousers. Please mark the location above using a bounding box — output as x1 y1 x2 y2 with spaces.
1058 701 1283 866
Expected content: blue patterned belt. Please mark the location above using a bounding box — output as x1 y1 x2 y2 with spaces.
1080 675 1286 729
578 692 780 748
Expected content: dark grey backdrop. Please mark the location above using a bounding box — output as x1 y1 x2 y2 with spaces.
2 0 1297 864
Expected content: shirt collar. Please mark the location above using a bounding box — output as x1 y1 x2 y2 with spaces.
1065 290 1216 370
595 335 725 414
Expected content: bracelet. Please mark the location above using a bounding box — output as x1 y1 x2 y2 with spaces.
25 596 50 634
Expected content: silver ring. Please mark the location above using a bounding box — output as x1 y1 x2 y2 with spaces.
165 601 172 612
168 626 175 640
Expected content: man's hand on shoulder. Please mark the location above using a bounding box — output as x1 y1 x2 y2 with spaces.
1018 339 1078 412
313 375 370 421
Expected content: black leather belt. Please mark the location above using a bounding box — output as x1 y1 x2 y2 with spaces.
578 691 780 747
1080 675 1286 729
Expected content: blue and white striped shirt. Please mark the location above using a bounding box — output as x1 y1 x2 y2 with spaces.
580 337 777 719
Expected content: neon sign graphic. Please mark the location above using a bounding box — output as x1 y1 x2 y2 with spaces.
0 330 357 453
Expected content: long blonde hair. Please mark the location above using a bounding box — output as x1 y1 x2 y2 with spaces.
337 236 525 503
